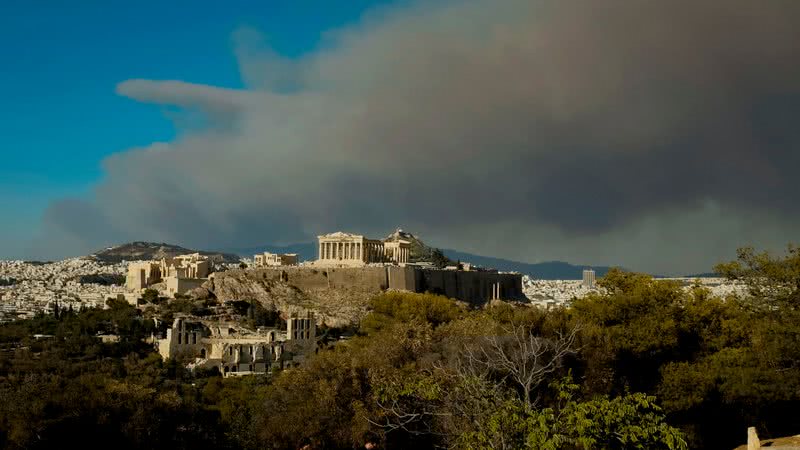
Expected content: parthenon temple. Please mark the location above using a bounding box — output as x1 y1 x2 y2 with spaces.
316 232 410 266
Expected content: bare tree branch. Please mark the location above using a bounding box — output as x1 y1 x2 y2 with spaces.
455 323 580 410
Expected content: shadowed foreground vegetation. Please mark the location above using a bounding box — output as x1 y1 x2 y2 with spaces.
1 245 800 449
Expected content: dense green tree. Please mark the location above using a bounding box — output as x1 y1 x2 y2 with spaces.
141 288 160 304
430 248 452 269
715 244 800 310
458 378 686 450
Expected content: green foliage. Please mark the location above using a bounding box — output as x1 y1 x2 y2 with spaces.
0 374 226 449
230 300 281 329
0 305 222 449
360 291 464 334
159 298 213 319
571 270 689 394
0 286 691 449
715 244 800 310
459 378 687 450
567 250 800 448
430 248 454 269
141 288 160 304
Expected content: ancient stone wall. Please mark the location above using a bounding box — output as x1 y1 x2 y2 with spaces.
387 266 417 291
207 266 523 325
243 266 390 291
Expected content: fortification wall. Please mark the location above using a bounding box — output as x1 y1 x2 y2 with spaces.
223 266 523 303
387 266 417 291
245 266 389 291
210 266 524 323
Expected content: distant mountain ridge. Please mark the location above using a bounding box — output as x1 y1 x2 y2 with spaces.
89 242 240 264
441 249 613 280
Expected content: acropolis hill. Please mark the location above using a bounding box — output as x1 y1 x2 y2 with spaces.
196 265 523 326
185 230 525 326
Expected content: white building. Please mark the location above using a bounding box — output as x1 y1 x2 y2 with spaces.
253 252 298 267
316 231 411 267
157 313 316 376
582 269 596 289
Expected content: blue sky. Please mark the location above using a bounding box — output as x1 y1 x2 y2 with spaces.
0 0 400 258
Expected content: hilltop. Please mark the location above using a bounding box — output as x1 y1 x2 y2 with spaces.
226 230 612 279
88 241 240 264
228 230 455 268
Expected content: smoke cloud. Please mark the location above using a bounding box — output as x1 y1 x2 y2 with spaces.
36 0 800 274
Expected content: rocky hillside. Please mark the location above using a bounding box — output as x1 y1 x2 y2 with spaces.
89 242 240 264
190 268 375 327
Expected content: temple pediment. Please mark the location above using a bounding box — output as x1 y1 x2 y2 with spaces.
317 231 363 239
